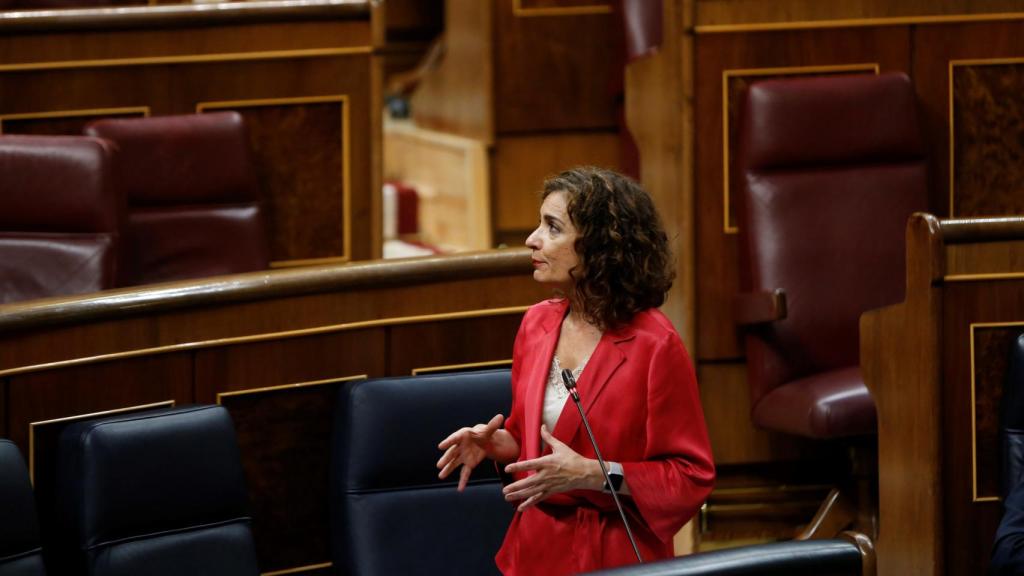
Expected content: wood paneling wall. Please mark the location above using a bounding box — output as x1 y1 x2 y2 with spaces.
0 250 548 575
862 215 1024 576
0 1 381 265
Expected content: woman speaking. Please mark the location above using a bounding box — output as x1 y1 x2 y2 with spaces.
437 167 715 574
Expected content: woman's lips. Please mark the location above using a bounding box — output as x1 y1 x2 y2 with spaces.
532 260 545 268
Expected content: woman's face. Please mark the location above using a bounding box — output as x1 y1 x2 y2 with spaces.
525 190 579 288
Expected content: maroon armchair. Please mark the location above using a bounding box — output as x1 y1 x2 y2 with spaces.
736 72 928 440
0 135 120 304
85 112 269 287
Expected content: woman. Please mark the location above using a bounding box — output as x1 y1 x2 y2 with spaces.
437 167 715 574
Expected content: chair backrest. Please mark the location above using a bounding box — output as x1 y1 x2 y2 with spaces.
1002 332 1024 498
331 369 514 576
84 112 269 286
0 439 46 576
582 537 866 575
738 72 928 408
0 135 120 304
55 405 259 576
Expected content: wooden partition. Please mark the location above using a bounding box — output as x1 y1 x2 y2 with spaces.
0 249 547 575
861 214 1024 576
0 0 382 264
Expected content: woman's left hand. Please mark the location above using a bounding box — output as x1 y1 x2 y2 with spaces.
502 425 603 512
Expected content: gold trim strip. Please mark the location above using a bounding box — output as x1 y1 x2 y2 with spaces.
197 95 352 264
0 47 372 74
412 359 513 375
0 106 150 134
217 374 367 402
695 12 1024 34
720 64 880 234
945 273 1024 283
970 321 1024 502
263 562 333 576
511 0 611 17
28 399 175 484
948 57 1024 218
0 305 530 378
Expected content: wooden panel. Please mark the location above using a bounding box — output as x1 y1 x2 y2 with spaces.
946 239 1024 278
410 0 494 142
493 131 621 233
494 0 618 133
200 97 351 265
697 363 803 465
941 283 1024 576
0 53 375 264
693 26 912 360
951 61 1024 217
6 354 193 574
695 0 1024 28
388 314 523 374
383 119 491 250
517 0 612 12
912 20 1024 221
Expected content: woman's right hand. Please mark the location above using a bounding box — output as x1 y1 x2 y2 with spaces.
437 414 519 492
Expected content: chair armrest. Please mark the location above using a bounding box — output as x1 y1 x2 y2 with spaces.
734 289 787 326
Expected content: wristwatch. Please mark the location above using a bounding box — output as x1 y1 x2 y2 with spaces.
603 461 624 493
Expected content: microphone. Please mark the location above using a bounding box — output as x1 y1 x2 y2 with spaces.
561 369 643 564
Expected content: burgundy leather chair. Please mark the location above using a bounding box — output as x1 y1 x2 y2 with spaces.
734 73 928 534
0 135 120 304
736 72 927 440
84 112 269 286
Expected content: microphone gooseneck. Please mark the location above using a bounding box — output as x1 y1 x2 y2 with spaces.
560 369 644 564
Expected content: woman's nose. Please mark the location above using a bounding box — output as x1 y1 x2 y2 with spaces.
525 228 540 249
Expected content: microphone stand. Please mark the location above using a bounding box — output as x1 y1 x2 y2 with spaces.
561 369 644 564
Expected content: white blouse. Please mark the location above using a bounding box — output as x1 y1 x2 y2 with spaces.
542 355 588 433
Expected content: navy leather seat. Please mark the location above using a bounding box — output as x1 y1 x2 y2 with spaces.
0 439 46 576
331 369 514 576
1002 332 1024 498
583 536 868 576
54 405 258 576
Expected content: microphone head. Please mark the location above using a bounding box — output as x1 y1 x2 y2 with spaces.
560 369 577 391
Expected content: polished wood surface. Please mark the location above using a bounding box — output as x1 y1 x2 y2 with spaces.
862 213 1024 576
695 0 1024 28
0 249 548 574
0 0 379 264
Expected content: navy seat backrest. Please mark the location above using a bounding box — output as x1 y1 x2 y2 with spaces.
0 439 46 576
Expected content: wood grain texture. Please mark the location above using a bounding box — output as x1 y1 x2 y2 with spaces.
941 284 1024 576
912 20 1024 221
492 131 621 232
409 0 494 142
493 0 619 133
694 26 912 361
952 62 1024 217
695 0 1024 28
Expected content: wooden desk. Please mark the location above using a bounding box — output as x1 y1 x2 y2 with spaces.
862 213 1024 576
0 249 547 575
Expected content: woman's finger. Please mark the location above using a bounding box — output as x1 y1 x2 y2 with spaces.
438 427 469 450
484 413 505 433
517 491 545 512
505 455 546 475
457 461 475 492
539 425 565 449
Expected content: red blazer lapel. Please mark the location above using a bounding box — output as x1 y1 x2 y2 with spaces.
521 300 567 461
551 324 636 448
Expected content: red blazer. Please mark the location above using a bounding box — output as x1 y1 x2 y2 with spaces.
495 299 715 575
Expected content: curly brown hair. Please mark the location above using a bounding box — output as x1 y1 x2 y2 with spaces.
542 166 675 330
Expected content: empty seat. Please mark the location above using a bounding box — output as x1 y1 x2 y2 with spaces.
0 135 120 304
0 439 46 576
331 369 514 576
54 405 259 576
84 112 269 286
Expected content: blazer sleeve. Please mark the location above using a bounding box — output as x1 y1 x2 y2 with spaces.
620 331 716 543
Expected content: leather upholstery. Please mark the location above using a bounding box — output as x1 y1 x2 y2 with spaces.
738 73 928 438
1002 332 1024 498
582 538 862 575
84 112 269 286
331 369 514 576
55 405 258 576
0 135 120 304
0 440 46 576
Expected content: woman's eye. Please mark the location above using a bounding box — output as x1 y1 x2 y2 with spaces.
548 225 559 234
